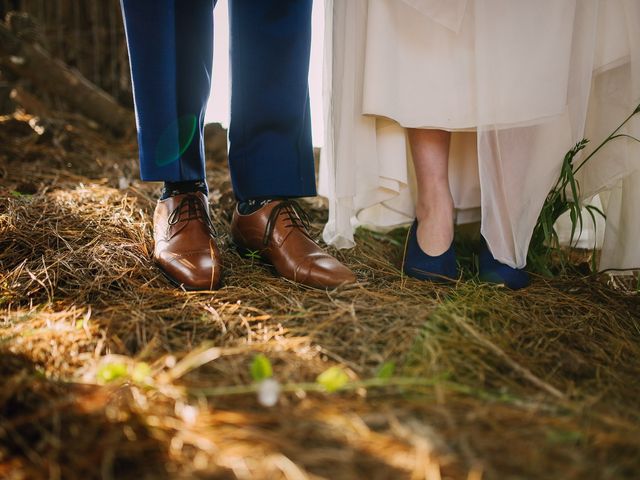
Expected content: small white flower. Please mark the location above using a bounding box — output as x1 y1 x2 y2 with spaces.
257 378 281 407
175 402 198 425
165 355 177 368
181 405 198 425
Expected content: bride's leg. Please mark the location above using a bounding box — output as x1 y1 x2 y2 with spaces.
407 129 454 255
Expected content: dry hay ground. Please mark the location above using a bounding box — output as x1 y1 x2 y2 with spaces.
0 112 639 480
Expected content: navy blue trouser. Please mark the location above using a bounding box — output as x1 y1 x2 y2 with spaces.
121 0 316 201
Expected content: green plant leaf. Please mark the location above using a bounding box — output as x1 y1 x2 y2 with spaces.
546 429 583 445
566 165 581 205
9 190 33 198
569 205 578 246
244 249 262 261
609 133 640 143
541 209 553 245
585 204 605 219
376 361 396 379
316 366 349 393
584 205 604 272
250 354 273 381
96 362 128 383
584 206 600 238
131 362 152 384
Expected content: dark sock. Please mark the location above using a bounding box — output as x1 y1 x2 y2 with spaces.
160 180 208 200
238 198 274 215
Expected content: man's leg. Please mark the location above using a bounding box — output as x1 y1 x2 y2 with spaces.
228 1 355 289
228 0 316 201
121 0 222 291
121 0 214 184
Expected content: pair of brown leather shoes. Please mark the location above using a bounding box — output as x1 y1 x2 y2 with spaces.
153 193 356 290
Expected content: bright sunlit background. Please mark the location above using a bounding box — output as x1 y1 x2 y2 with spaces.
205 0 325 147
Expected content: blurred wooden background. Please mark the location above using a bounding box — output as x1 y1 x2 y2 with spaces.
0 0 132 106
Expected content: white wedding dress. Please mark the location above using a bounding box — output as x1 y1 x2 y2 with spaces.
319 0 640 270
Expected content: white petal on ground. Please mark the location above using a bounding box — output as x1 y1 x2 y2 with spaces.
257 378 281 407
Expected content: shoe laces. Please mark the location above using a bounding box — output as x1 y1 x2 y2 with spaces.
262 199 312 246
167 194 218 237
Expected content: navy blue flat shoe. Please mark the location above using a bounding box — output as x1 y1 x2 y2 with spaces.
478 238 530 290
403 220 458 283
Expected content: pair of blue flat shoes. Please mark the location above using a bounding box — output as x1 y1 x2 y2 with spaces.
402 220 530 290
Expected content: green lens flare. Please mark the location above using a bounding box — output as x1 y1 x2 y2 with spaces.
154 114 198 167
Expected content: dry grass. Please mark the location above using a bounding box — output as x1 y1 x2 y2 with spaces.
1 113 639 480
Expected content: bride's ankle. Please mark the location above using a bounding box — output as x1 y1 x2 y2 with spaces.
415 195 454 222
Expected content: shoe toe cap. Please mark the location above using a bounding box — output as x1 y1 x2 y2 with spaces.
157 250 222 290
297 255 356 288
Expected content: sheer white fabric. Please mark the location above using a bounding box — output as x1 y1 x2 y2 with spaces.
319 0 640 270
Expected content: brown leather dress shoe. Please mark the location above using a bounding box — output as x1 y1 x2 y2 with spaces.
153 192 222 290
231 200 356 289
